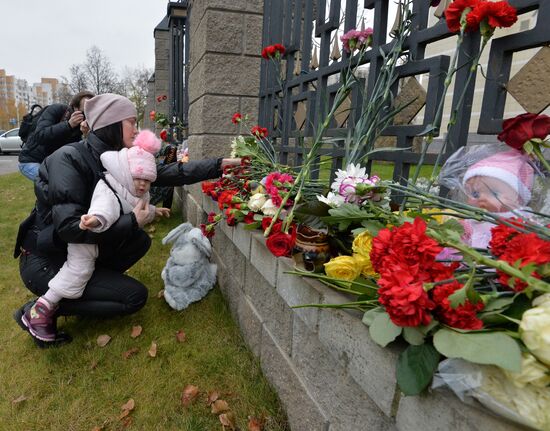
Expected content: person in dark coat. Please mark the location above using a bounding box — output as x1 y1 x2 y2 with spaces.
18 90 94 181
13 93 239 347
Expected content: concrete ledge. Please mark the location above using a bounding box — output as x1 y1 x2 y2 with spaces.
180 187 525 431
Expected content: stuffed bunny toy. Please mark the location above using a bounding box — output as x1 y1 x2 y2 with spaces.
161 222 217 310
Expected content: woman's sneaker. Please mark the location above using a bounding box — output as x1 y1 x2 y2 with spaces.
21 298 58 342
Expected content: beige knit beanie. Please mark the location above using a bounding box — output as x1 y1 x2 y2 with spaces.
84 93 137 131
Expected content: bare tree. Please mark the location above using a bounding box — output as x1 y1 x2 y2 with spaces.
68 64 89 93
84 46 121 94
56 77 73 105
122 66 153 128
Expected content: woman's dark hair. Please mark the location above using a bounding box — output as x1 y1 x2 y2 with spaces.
91 122 124 150
69 90 95 110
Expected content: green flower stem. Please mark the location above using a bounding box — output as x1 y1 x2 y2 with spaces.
285 270 379 292
409 26 465 189
532 143 550 172
428 228 550 293
427 36 490 186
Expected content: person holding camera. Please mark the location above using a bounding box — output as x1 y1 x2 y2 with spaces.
18 90 95 181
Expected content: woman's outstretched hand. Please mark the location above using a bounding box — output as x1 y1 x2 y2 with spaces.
155 207 171 218
220 158 242 171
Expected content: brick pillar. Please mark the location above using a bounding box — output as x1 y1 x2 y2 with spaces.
183 0 264 224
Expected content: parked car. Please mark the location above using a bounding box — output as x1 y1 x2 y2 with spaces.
0 128 23 154
0 130 6 136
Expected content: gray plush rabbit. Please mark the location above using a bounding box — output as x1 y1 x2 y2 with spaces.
161 222 217 310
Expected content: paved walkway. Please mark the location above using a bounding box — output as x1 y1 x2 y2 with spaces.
0 155 19 175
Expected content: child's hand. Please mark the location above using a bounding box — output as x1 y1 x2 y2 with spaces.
155 207 171 218
80 214 100 230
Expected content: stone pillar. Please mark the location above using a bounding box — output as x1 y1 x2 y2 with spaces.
143 17 171 133
183 0 264 224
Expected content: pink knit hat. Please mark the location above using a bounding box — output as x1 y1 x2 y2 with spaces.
462 150 534 204
127 130 161 182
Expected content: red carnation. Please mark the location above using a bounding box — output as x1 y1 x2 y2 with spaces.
200 223 215 238
217 190 238 210
377 267 435 327
231 113 242 125
489 222 522 257
498 113 550 151
431 281 484 330
159 129 168 142
244 212 256 224
468 0 517 32
266 226 296 257
261 44 285 59
497 232 550 291
201 181 217 199
149 110 156 121
445 0 481 33
251 126 268 139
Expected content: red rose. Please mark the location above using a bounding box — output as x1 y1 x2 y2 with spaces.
377 267 435 327
159 129 168 142
468 1 517 31
431 281 484 330
445 0 481 33
251 126 268 139
231 113 242 125
261 217 282 233
266 227 296 257
497 113 550 151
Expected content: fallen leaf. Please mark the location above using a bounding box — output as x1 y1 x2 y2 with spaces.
175 330 186 343
119 409 130 420
211 399 230 414
181 385 199 407
122 347 140 359
148 341 158 357
248 416 263 431
219 412 236 430
121 398 135 411
12 395 28 405
130 325 142 338
90 360 99 370
96 334 111 347
121 416 133 427
157 289 164 299
207 390 220 406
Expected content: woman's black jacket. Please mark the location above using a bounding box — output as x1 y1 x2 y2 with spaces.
14 133 222 257
18 103 83 164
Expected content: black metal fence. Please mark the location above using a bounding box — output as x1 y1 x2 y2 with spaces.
259 0 549 184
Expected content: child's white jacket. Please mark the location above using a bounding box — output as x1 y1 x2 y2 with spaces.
89 148 156 232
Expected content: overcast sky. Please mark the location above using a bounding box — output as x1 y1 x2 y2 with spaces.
0 0 166 84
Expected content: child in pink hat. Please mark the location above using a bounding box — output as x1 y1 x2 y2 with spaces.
23 130 170 342
461 149 534 248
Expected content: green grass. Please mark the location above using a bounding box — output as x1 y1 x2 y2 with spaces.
0 173 288 431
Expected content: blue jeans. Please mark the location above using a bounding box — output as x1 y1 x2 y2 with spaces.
18 162 40 181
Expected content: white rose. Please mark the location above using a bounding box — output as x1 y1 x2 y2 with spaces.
504 353 550 388
261 199 278 216
520 300 550 367
317 192 345 208
248 193 267 212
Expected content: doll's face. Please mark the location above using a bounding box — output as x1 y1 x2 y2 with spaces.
133 178 151 197
464 176 521 213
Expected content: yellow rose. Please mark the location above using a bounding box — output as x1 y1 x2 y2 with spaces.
324 256 361 281
520 299 550 367
504 353 550 389
352 231 373 256
352 253 377 278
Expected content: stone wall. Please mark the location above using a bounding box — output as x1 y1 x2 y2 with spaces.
181 1 527 430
